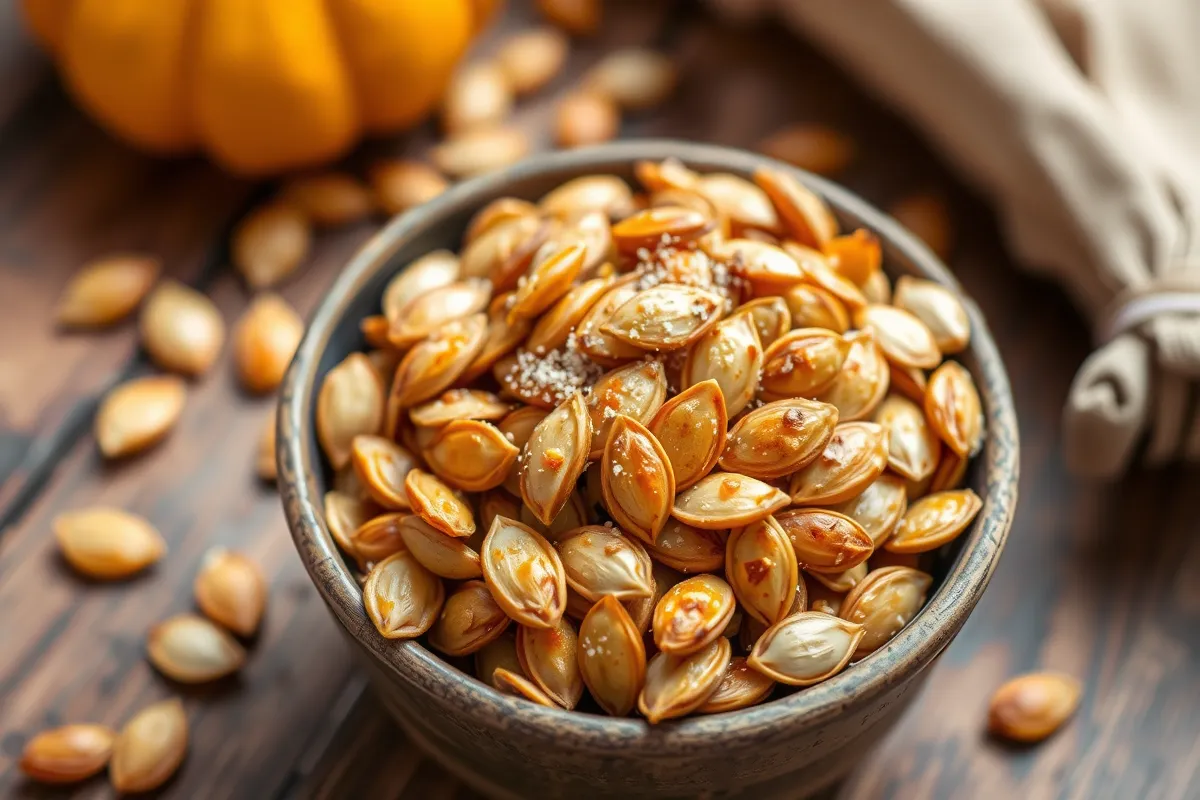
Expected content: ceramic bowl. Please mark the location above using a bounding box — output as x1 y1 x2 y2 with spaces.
278 140 1018 800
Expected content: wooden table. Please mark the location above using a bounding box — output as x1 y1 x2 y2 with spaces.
2 3 1198 799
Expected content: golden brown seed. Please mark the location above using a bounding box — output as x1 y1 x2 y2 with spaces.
387 278 491 348
638 636 731 723
521 391 592 526
19 724 115 784
460 213 546 288
584 49 676 110
528 275 613 355
611 207 713 254
428 580 509 656
232 202 311 289
602 415 675 545
556 525 653 601
509 244 586 320
925 360 984 459
424 420 519 492
442 61 514 135
783 283 850 333
496 27 569 95
759 328 851 398
109 699 187 794
682 312 763 417
775 509 874 574
586 360 667 459
753 165 838 250
431 126 531 179
697 174 780 236
139 280 225 376
825 229 882 287
653 573 736 656
648 380 727 490
232 293 303 394
399 514 482 580
360 316 391 349
672 473 791 530
56 254 160 327
539 175 635 220
463 292 536 384
758 124 856 176
388 313 488 410
747 611 864 686
815 330 890 421
720 398 839 479
351 435 417 510
280 172 374 227
890 193 952 260
890 363 928 404
839 566 932 656
930 449 968 493
475 630 523 688
146 614 247 683
257 408 277 481
494 667 558 706
323 491 375 559
726 516 799 625
829 475 908 547
95 375 187 459
857 304 943 371
404 469 476 538
575 280 645 365
887 489 982 554
605 283 726 352
643 521 727 574
697 656 775 713
410 389 510 428
893 276 970 354
53 507 165 580
517 617 584 709
363 550 444 639
481 516 568 628
988 672 1082 743
555 91 620 148
789 422 890 505
317 353 385 469
874 394 940 482
733 297 791 349
578 595 647 716
465 198 539 245
806 562 868 594
193 548 267 637
718 238 805 292
498 406 549 495
369 160 448 216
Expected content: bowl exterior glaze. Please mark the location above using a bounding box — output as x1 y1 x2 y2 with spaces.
278 141 1019 799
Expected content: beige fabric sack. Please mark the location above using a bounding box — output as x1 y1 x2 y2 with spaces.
709 0 1200 478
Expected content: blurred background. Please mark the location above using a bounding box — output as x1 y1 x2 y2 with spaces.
1 1 1198 798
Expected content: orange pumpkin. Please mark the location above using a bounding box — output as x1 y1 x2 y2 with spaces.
22 0 499 175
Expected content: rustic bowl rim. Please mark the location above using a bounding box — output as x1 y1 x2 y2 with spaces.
278 139 1018 747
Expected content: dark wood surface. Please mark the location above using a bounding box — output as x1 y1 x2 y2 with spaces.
1 3 1197 799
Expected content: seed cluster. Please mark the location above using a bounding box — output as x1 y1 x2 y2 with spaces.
318 158 988 722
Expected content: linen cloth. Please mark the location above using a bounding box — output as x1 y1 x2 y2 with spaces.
709 0 1200 478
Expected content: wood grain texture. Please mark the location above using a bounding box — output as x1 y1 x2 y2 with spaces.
1 2 1197 799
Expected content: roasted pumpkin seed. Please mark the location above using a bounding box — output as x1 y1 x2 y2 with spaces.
509 244 587 321
925 360 984 458
887 489 982 554
753 166 837 249
988 672 1081 743
109 699 187 794
369 160 448 216
409 389 511 428
389 313 488 411
697 656 775 713
611 207 713 254
643 520 727 573
893 276 970 354
193 548 266 637
428 580 509 656
556 525 653 601
775 509 873 574
814 330 890 421
760 328 851 398
521 391 592 526
575 280 645 364
583 49 676 110
555 90 621 148
363 550 444 639
856 304 941 370
442 61 514 135
460 213 546 288
783 283 850 333
19 724 115 784
399 514 483 579
726 516 799 624
827 475 908 547
323 491 374 559
496 27 569 95
405 469 476 538
673 473 790 530
388 278 491 349
539 175 635 220
601 283 724 351
734 296 791 348
720 398 839 479
475 630 523 689
317 353 385 468
139 281 225 376
528 275 613 354
53 507 166 580
382 251 460 322
874 394 940 482
233 202 311 289
147 614 246 683
431 126 530 179
648 380 727 489
424 420 519 492
638 636 730 723
481 516 568 628
839 566 932 656
681 312 763 417
748 611 864 686
719 238 804 293
697 174 780 236
601 415 675 544
578 595 647 716
95 375 187 459
586 360 667 458
757 123 856 176
652 573 736 656
517 617 584 709
56 254 160 328
789 422 890 505
349 435 416 510
498 406 550 495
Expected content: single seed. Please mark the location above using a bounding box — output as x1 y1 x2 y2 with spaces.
369 160 448 216
443 61 515 135
95 375 187 459
139 281 225 376
280 172 374 227
584 49 676 110
232 293 304 394
19 724 116 784
53 507 166 580
109 699 188 794
193 548 267 637
555 91 620 148
232 202 312 289
988 672 1082 743
496 27 569 95
56 254 160 328
146 614 247 683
